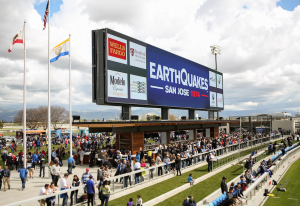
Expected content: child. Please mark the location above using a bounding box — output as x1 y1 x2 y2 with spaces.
136 194 143 206
127 198 134 206
188 173 194 186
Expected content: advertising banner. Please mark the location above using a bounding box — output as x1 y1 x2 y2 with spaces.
210 91 216 107
107 33 127 65
130 74 147 100
217 93 223 108
147 44 210 109
129 42 146 69
217 74 222 89
107 70 128 99
209 71 216 87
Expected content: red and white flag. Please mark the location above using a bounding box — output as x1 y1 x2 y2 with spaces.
43 0 49 30
8 26 24 53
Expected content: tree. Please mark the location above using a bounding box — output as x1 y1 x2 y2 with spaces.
169 114 176 121
14 105 69 129
0 121 3 129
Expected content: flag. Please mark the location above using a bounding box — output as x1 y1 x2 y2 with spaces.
8 26 24 53
43 0 49 30
50 38 69 62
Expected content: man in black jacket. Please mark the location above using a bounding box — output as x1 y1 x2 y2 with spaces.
1 152 7 168
39 156 46 177
3 166 10 191
221 176 228 194
182 196 196 206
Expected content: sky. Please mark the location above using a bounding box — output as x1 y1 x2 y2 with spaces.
1 0 300 118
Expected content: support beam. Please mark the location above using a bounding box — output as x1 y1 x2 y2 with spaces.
189 109 195 120
122 106 131 120
161 108 169 120
208 111 214 120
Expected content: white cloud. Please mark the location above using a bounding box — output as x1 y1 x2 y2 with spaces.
1 0 300 116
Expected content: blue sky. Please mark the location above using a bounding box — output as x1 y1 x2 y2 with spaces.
277 0 300 11
34 0 63 20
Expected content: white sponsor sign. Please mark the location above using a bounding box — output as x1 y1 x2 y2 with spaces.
107 33 127 65
217 74 222 89
217 93 223 108
210 91 216 107
130 74 147 100
209 71 216 87
107 70 128 98
129 42 146 69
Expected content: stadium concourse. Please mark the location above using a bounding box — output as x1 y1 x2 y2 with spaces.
0 129 295 206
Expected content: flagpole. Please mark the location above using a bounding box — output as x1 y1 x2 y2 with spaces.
69 34 72 157
47 0 51 168
23 20 27 167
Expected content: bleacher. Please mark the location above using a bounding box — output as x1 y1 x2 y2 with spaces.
200 142 300 206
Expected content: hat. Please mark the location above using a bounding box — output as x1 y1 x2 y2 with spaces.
222 176 227 179
86 168 89 171
177 154 180 156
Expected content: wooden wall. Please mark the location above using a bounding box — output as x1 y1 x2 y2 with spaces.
132 132 144 154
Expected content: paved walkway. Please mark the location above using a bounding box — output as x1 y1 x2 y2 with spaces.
1 160 117 206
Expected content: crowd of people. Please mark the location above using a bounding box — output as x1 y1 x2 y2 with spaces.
0 130 294 206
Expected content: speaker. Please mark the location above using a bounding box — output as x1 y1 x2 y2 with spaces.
131 115 139 121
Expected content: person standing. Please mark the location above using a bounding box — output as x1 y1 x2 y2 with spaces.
3 166 10 191
86 175 95 206
18 164 28 191
100 180 110 206
79 149 84 166
81 168 94 193
221 176 228 194
1 149 8 168
207 153 212 172
51 162 61 186
70 175 80 205
60 173 70 206
0 165 3 190
175 155 182 176
156 154 163 176
134 160 141 184
39 156 46 177
68 155 74 174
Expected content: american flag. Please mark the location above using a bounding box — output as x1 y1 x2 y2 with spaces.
43 0 49 31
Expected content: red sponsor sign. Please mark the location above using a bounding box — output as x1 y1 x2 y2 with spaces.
108 38 126 60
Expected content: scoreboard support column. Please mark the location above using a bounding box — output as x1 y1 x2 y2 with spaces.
161 108 169 120
189 109 195 120
122 106 131 120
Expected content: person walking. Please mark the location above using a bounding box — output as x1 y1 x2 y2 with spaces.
3 166 10 191
81 168 94 193
70 175 80 205
0 165 3 190
100 180 110 206
86 175 95 206
51 162 61 186
68 155 74 174
18 164 28 191
60 173 70 206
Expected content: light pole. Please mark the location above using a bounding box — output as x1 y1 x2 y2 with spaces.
210 45 221 120
237 117 241 163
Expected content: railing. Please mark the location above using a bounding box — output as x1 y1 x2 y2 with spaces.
5 134 285 206
197 140 300 206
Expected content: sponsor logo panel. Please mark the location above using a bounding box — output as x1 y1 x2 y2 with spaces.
209 71 216 87
129 42 146 69
130 74 147 100
210 91 216 107
107 70 128 98
107 33 127 65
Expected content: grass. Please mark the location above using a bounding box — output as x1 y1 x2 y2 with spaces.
108 141 276 205
157 165 243 206
264 157 300 206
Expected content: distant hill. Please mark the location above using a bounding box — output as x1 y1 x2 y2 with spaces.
0 107 297 122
